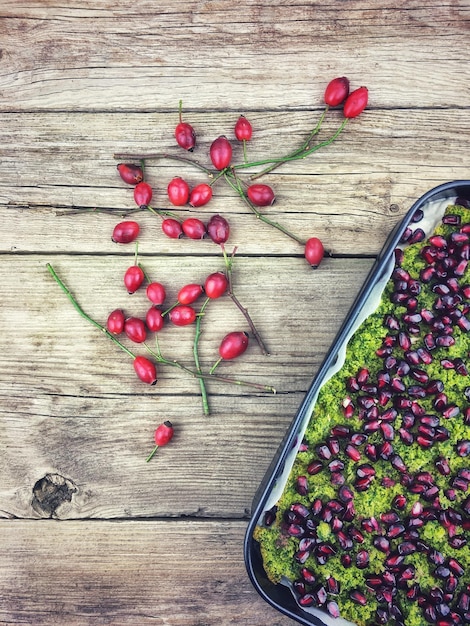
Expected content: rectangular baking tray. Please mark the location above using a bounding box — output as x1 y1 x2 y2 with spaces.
244 180 470 626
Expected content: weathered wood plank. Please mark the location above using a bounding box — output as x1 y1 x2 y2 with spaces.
0 519 298 625
1 1 469 111
1 108 469 255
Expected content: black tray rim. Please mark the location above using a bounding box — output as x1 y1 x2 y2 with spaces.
243 180 470 626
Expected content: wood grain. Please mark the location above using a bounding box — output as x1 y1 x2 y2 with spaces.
1 0 469 624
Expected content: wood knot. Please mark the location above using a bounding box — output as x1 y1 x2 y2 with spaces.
32 473 77 518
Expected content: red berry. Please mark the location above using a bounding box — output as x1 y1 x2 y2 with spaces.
124 265 145 293
146 282 166 305
204 272 228 299
117 163 143 185
175 122 196 151
182 217 206 240
133 356 157 385
161 218 183 239
343 86 368 119
189 183 213 208
112 220 140 244
146 420 174 461
304 237 325 268
207 214 230 244
167 177 190 206
324 77 350 107
124 316 147 343
247 184 275 207
178 283 204 305
134 181 153 207
169 305 197 326
106 309 125 335
146 306 165 332
218 331 249 360
234 115 253 141
209 135 232 170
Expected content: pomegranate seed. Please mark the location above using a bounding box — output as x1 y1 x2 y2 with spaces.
326 600 340 618
345 444 361 461
307 460 323 475
457 440 470 456
350 589 367 606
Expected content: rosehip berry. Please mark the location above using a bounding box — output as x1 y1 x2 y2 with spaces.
324 77 350 107
209 135 232 170
247 184 275 207
146 282 166 305
134 181 153 207
234 115 253 141
189 183 213 208
112 220 140 244
167 177 190 206
343 86 368 119
219 331 249 360
107 309 125 335
161 218 183 239
124 265 145 293
124 316 147 343
304 237 325 268
182 217 206 240
133 356 157 385
207 214 230 245
169 305 197 326
204 271 228 299
177 283 204 305
117 163 143 185
146 420 174 462
146 306 165 332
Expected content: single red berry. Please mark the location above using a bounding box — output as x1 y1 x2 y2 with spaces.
209 135 232 170
204 271 228 299
146 282 166 305
134 181 153 207
207 214 230 245
175 122 196 151
133 355 157 385
218 331 249 360
324 77 350 107
343 86 368 119
124 265 145 293
112 220 140 244
169 305 197 326
178 283 204 305
182 217 206 240
234 115 253 141
304 237 325 268
107 309 125 335
189 183 213 208
146 420 174 461
146 306 165 332
124 316 147 343
161 218 183 239
117 163 143 185
247 184 275 207
167 177 190 206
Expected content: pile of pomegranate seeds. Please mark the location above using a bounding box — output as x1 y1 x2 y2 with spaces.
256 204 470 626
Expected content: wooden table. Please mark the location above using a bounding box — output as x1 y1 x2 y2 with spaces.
1 2 469 624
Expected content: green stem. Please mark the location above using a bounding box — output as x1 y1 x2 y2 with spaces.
193 297 210 415
145 445 159 463
224 171 306 245
46 264 136 359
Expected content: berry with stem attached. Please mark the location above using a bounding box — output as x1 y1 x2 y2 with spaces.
343 86 369 119
204 271 228 299
161 217 183 239
210 135 232 170
178 283 204 305
324 76 350 107
134 355 157 385
304 237 325 268
169 305 197 326
146 420 174 462
134 181 153 208
146 306 165 332
207 214 230 245
234 115 252 141
124 265 145 293
175 100 196 151
182 217 206 239
189 183 213 208
210 331 249 373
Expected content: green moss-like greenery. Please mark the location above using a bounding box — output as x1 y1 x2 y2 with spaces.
255 205 470 626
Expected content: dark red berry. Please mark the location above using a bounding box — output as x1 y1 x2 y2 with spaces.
116 163 143 185
247 184 275 207
207 214 230 244
112 220 140 244
209 135 232 170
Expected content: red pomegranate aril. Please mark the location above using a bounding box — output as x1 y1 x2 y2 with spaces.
350 589 367 606
296 475 309 495
298 593 314 607
307 460 323 475
326 601 340 618
457 440 470 456
345 444 361 461
373 536 391 553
